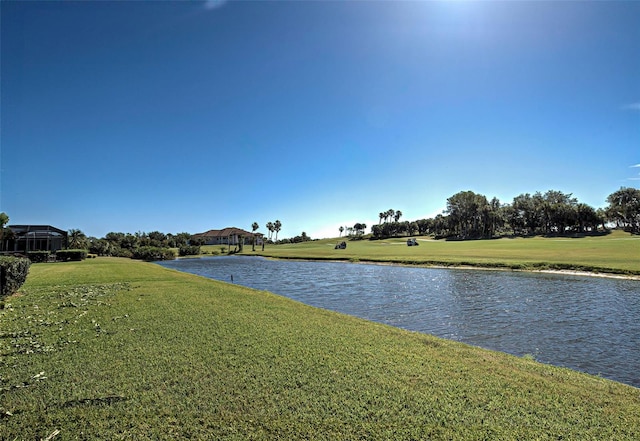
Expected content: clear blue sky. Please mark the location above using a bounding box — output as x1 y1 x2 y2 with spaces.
2 1 639 239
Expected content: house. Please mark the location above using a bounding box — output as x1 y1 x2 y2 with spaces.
191 227 263 246
2 225 68 254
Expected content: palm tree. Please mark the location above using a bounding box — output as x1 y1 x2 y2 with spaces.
68 229 88 249
266 221 274 240
386 209 394 223
394 210 402 223
273 220 282 242
379 212 385 224
251 222 259 251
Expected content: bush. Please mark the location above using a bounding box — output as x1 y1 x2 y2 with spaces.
179 245 201 256
112 247 133 258
56 249 88 261
27 251 50 263
132 246 176 261
0 256 31 301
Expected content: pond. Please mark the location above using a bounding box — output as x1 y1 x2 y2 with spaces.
157 255 640 388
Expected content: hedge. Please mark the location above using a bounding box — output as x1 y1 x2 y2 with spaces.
0 256 31 301
56 249 88 262
27 251 50 263
132 246 176 261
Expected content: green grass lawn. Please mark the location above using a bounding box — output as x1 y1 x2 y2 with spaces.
246 230 640 275
1 257 639 439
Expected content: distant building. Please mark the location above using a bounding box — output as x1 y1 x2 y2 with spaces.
2 225 68 254
191 227 262 246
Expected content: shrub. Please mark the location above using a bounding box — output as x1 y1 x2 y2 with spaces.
56 249 88 262
132 246 176 261
113 247 133 258
27 251 50 263
179 245 201 256
0 256 31 301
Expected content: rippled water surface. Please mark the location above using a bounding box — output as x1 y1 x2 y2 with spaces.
158 256 640 387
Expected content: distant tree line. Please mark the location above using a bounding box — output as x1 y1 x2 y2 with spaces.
371 187 640 240
369 209 422 239
86 222 303 258
86 231 193 258
339 223 368 240
277 231 313 244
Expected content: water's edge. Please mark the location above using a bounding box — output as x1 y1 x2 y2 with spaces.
242 254 640 281
159 256 640 388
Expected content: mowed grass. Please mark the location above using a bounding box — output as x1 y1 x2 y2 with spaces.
249 230 640 275
2 258 640 440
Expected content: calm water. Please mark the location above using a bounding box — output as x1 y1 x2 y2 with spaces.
158 256 640 387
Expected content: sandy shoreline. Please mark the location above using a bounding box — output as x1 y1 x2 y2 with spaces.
527 269 640 281
395 263 640 281
255 255 640 281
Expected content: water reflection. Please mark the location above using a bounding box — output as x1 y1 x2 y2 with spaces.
158 256 640 387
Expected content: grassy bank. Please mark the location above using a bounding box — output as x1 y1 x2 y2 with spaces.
2 258 639 440
245 230 640 276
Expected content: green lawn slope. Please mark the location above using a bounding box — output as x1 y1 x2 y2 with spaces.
1 258 639 440
248 229 640 276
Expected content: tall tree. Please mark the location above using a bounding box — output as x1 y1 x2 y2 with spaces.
121 233 139 250
433 214 448 237
353 223 367 236
266 222 274 240
105 232 125 245
416 218 432 236
89 238 115 256
486 197 504 237
147 231 167 247
371 224 383 239
68 229 88 249
541 190 577 234
596 208 609 232
251 222 259 251
606 187 640 233
407 221 418 236
174 232 192 247
446 190 489 238
273 220 282 242
394 210 402 223
386 209 394 223
509 193 539 235
575 203 598 232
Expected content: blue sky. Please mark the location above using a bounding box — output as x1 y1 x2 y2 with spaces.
2 1 639 239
